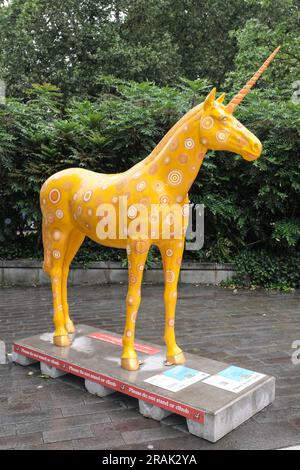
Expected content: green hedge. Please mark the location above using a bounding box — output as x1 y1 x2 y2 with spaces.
232 250 300 291
1 78 299 289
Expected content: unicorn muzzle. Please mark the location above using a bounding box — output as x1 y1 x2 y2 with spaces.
241 139 262 161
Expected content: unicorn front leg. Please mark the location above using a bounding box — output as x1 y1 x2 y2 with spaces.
159 239 185 365
121 239 150 371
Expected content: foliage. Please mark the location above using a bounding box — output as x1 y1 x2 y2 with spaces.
0 0 180 95
193 90 300 258
1 78 299 267
2 0 298 95
231 250 300 291
0 0 299 290
226 5 300 92
272 219 300 247
0 78 208 248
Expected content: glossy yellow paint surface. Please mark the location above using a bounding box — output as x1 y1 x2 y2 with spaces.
39 47 280 370
40 86 264 370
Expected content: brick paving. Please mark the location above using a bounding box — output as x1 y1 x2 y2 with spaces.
0 283 300 450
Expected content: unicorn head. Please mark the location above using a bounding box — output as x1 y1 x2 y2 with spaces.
199 47 280 161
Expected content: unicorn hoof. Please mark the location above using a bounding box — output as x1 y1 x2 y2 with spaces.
121 357 140 371
165 351 186 366
53 335 70 347
65 321 75 334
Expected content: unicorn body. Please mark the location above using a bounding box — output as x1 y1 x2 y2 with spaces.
40 48 279 370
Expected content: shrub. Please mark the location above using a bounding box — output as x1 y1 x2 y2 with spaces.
232 250 300 290
1 78 299 291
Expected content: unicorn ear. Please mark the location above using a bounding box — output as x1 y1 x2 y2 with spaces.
216 92 226 104
204 87 216 110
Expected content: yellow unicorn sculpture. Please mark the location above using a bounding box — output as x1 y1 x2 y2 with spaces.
40 47 280 371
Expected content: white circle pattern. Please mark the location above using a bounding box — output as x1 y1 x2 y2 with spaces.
136 181 146 192
55 209 64 219
83 190 92 202
184 138 195 150
128 205 138 219
201 116 214 129
216 130 229 142
49 189 61 204
168 170 183 186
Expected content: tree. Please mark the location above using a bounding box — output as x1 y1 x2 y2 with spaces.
0 0 287 96
0 0 181 96
225 1 300 92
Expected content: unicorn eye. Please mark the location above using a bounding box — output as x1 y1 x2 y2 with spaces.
221 116 228 122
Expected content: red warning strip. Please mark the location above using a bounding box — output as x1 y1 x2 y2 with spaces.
13 343 205 424
88 331 161 355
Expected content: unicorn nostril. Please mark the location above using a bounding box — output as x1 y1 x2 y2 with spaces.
251 141 262 154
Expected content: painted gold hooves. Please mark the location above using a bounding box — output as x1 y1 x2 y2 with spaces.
121 357 141 371
165 351 186 366
53 335 71 347
65 321 75 334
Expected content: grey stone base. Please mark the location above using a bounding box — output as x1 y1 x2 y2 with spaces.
0 339 6 364
187 376 276 442
12 351 37 366
139 400 172 421
40 362 67 378
13 325 276 443
85 379 115 397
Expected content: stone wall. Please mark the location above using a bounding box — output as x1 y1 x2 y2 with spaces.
0 259 235 286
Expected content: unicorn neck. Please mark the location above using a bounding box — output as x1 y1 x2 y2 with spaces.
149 110 207 198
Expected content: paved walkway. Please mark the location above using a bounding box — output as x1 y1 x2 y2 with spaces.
0 284 300 450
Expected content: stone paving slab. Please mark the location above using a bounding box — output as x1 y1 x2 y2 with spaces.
0 284 300 449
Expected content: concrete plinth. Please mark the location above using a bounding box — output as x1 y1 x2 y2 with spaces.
0 339 6 364
40 361 67 378
187 375 275 442
139 400 171 421
85 379 115 397
12 324 276 443
12 351 37 366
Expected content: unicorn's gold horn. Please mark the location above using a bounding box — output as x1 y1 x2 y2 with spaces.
226 46 280 113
